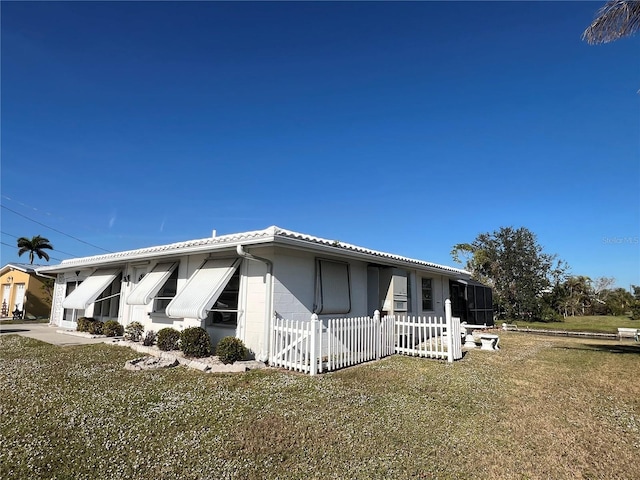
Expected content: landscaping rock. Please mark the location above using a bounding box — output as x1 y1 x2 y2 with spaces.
111 339 268 374
207 363 248 373
125 356 179 371
186 359 211 372
57 330 106 339
236 360 267 370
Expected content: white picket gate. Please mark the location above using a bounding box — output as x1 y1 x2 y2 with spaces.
270 299 463 375
270 317 320 374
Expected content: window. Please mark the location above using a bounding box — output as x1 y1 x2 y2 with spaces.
63 281 83 321
127 262 178 306
14 283 26 311
314 259 351 315
206 268 240 326
62 269 121 310
421 278 433 311
93 274 122 319
153 268 178 313
165 258 241 319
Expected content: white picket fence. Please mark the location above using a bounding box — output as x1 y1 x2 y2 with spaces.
270 299 462 375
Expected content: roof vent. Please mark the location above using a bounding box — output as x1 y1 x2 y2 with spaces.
212 229 217 238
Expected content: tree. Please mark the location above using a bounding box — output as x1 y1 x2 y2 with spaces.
451 226 568 321
548 278 637 317
630 285 640 319
582 1 640 44
41 277 55 306
564 276 595 316
17 235 54 264
592 276 616 298
601 287 634 315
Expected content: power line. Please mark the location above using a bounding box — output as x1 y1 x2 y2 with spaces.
1 194 67 221
1 231 77 257
0 240 64 262
1 204 113 253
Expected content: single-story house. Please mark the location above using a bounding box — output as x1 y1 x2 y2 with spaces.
0 263 53 319
36 226 493 360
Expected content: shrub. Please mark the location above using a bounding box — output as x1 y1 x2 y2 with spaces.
157 328 180 351
76 317 92 332
86 318 104 335
142 330 157 347
124 321 144 342
539 305 563 323
180 327 212 358
216 336 247 364
103 320 124 337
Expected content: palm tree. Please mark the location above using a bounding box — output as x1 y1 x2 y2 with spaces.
17 235 54 264
583 1 640 44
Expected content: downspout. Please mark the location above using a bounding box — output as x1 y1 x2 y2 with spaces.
35 270 57 280
236 245 273 363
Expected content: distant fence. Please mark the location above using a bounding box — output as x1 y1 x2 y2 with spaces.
270 299 462 375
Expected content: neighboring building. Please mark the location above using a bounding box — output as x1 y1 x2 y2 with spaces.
36 226 493 360
0 263 53 319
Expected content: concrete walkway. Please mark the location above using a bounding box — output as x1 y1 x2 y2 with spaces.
0 322 113 347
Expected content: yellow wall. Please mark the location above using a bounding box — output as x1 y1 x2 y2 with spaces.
0 269 52 319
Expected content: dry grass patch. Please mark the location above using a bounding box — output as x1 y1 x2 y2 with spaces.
478 334 640 478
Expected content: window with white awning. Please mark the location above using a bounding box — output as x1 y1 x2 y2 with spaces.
165 258 241 320
126 262 178 306
61 269 121 310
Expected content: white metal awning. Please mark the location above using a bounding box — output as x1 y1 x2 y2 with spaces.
165 258 241 320
126 262 177 306
62 269 120 310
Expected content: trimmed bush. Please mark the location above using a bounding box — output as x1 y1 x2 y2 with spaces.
142 330 157 347
76 317 92 332
103 320 124 337
180 327 212 358
124 321 144 342
157 328 180 351
216 336 247 364
86 319 104 335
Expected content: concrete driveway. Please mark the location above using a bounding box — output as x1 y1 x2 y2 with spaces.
0 322 113 347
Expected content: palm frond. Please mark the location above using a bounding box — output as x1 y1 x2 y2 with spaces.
36 251 51 262
582 1 640 44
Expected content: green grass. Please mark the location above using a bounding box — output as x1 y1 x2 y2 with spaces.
506 315 638 333
1 333 639 479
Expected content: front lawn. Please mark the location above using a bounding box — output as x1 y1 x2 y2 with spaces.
1 333 638 479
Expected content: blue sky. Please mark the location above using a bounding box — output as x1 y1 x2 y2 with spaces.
1 1 638 289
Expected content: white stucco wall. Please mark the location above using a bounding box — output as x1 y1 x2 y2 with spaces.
238 258 267 358
271 247 369 322
412 272 450 319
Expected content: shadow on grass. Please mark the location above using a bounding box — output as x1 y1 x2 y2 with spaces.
559 343 640 355
0 328 30 334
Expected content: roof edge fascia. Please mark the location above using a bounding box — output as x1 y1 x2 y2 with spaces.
36 235 276 273
270 235 470 276
1 263 37 275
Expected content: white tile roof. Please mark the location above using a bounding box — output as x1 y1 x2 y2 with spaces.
36 225 469 276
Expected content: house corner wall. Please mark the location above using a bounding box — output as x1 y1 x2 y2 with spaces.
239 260 267 358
